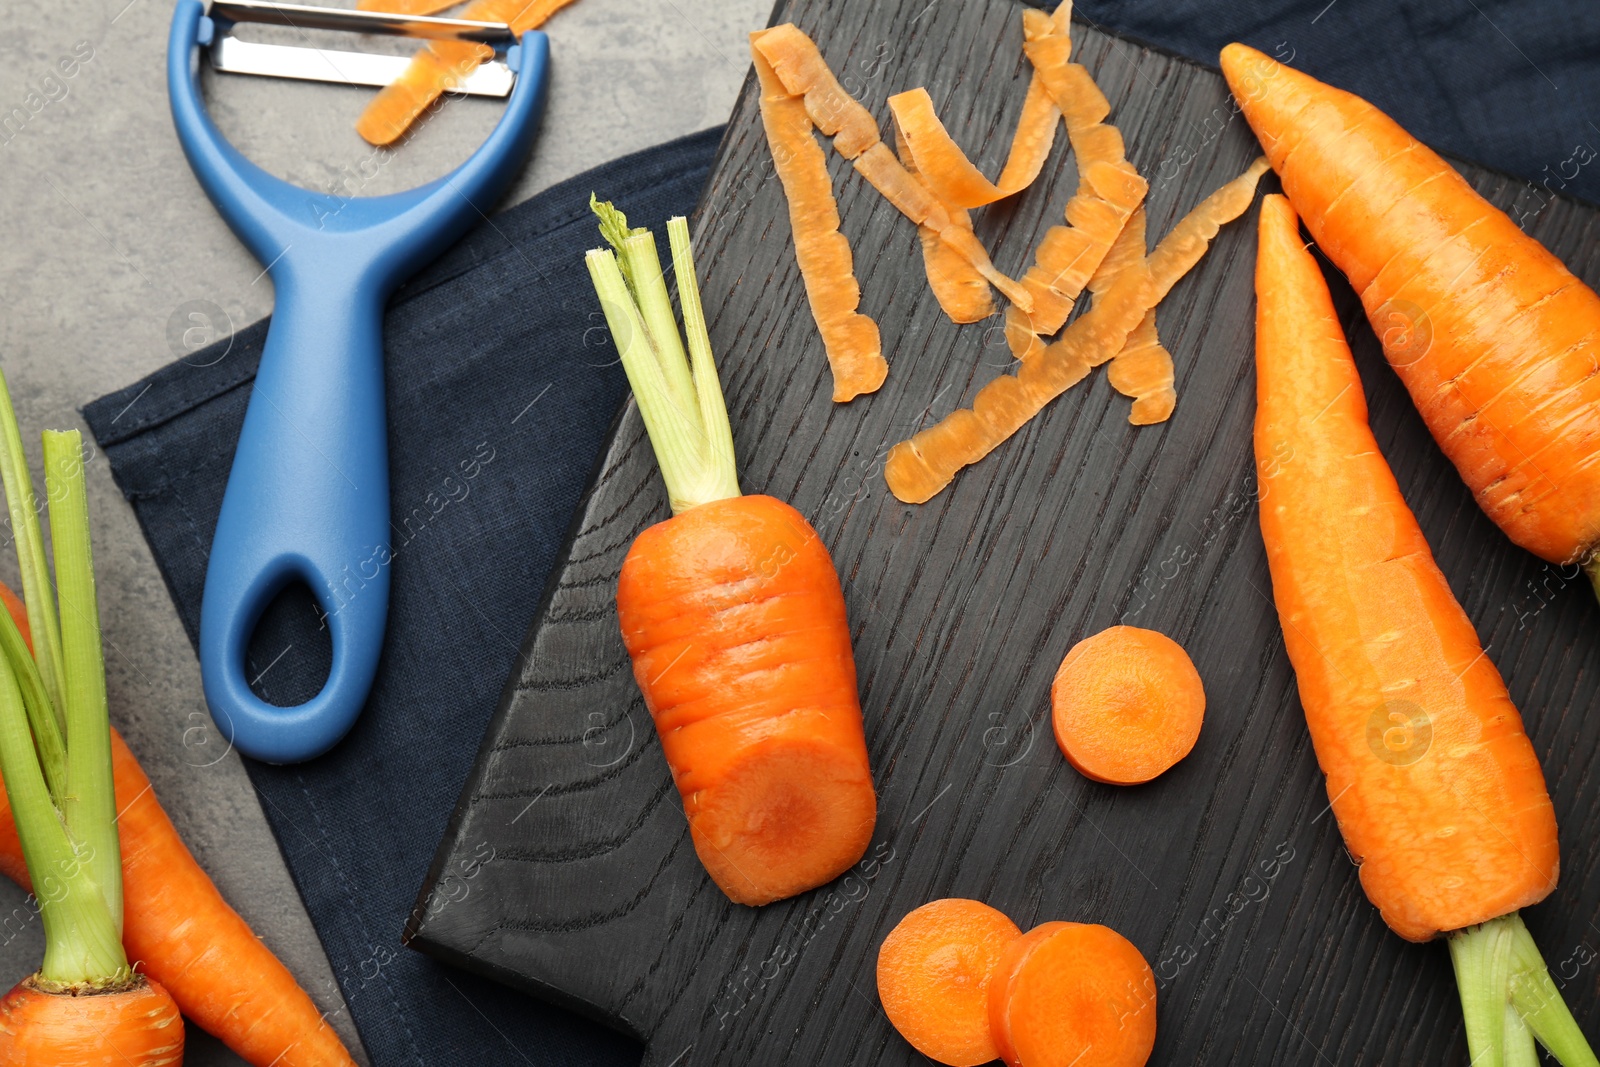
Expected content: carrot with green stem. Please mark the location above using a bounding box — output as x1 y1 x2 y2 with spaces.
1256 193 1595 1067
0 377 183 1064
586 199 877 905
1223 45 1600 598
0 373 356 1066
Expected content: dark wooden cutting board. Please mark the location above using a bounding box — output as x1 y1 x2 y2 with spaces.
407 0 1600 1062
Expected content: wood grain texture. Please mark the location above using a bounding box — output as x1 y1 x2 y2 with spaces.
409 0 1600 1063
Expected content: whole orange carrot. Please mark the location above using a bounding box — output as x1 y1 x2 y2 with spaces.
587 201 877 905
1225 44 1600 591
1256 192 1594 1066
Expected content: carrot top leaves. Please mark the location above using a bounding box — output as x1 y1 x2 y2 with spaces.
586 198 740 515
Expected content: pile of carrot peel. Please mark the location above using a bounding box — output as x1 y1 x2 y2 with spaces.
749 9 1268 503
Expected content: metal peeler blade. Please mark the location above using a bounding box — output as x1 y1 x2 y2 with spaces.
206 0 517 97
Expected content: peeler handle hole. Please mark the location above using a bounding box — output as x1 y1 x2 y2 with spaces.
243 580 333 707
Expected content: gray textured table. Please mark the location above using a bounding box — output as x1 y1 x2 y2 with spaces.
0 0 765 1060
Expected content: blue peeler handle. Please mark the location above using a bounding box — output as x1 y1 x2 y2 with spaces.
167 0 548 763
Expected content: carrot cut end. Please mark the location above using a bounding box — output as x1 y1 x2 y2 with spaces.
877 899 1021 1066
688 738 877 906
1051 626 1204 785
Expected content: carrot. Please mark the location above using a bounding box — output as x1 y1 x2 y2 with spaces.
876 899 1020 1066
586 202 877 905
1051 626 1203 785
752 44 886 399
883 158 1267 503
1105 312 1174 424
355 0 578 146
751 25 1034 312
0 417 354 1064
1255 192 1597 1066
0 728 354 1067
1223 45 1600 585
987 921 1156 1067
0 379 185 1065
0 974 183 1066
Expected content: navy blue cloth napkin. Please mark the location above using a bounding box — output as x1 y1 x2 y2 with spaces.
81 4 1598 1065
83 127 722 1067
1072 0 1600 205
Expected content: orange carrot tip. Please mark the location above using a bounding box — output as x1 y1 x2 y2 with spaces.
988 921 1156 1067
877 899 1021 1066
1051 626 1204 785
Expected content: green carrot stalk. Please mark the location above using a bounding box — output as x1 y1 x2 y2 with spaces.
1451 914 1599 1067
0 374 129 990
585 198 739 515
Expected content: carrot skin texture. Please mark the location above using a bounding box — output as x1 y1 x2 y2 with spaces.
0 974 184 1066
1225 44 1600 566
0 731 357 1067
1254 194 1559 942
617 495 876 906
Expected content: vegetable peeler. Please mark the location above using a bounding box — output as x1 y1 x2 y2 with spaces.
168 0 548 763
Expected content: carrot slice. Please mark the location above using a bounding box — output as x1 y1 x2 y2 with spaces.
988 922 1157 1067
1050 625 1204 784
752 25 1033 313
895 127 995 324
877 899 1021 1066
751 42 885 402
886 157 1270 504
355 0 580 146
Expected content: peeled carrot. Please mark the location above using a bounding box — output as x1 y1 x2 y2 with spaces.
876 899 1020 1066
356 0 579 146
752 43 886 399
587 204 877 905
988 921 1156 1067
0 975 183 1066
883 159 1267 504
1256 192 1596 1065
1224 45 1600 581
1051 626 1204 785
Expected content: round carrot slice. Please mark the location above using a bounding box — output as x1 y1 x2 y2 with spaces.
988 921 1157 1067
1051 625 1205 784
876 898 1022 1066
